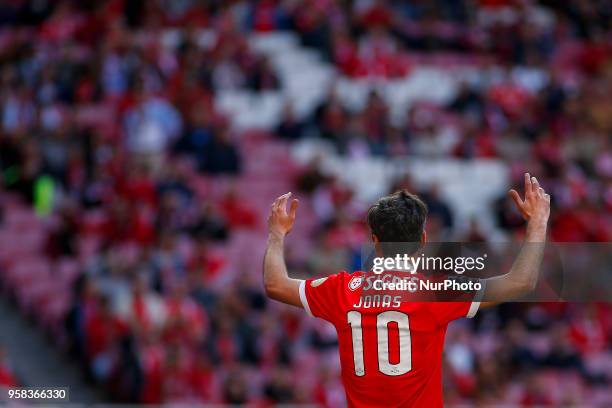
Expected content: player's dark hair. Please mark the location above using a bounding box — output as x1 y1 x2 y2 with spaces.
367 190 428 244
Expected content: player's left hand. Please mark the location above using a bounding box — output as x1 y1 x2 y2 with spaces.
268 192 299 238
508 173 550 224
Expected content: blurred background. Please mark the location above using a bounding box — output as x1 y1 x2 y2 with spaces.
0 0 610 406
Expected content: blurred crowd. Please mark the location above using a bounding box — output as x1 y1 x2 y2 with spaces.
0 0 610 406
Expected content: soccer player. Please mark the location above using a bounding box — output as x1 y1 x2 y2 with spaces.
263 173 550 407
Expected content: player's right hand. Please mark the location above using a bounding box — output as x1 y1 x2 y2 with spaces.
508 173 550 224
268 192 299 237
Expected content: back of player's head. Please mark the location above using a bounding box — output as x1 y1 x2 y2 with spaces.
367 190 428 244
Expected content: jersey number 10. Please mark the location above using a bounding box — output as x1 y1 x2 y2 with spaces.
347 311 412 376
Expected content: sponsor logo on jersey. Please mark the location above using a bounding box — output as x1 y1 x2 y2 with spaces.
310 277 328 287
348 275 363 291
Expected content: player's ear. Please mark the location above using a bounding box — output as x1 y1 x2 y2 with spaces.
372 234 384 257
421 230 427 244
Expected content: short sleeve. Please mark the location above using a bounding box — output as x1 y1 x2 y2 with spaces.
299 272 346 323
431 279 485 324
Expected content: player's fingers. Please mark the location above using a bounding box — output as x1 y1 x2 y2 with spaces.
509 189 529 218
289 198 299 219
508 189 524 206
272 193 286 212
278 192 291 212
524 173 533 197
532 177 541 195
537 187 544 198
272 193 284 206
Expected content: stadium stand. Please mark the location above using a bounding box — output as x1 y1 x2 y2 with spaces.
0 0 610 405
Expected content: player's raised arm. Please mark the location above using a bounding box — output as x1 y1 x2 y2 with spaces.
262 192 303 307
481 173 551 307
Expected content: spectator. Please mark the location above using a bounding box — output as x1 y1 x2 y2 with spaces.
275 104 304 141
246 56 280 91
85 295 127 382
198 127 241 175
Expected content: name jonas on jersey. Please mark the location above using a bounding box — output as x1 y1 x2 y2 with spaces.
353 295 402 309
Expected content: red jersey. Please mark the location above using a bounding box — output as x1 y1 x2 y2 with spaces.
299 271 482 408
